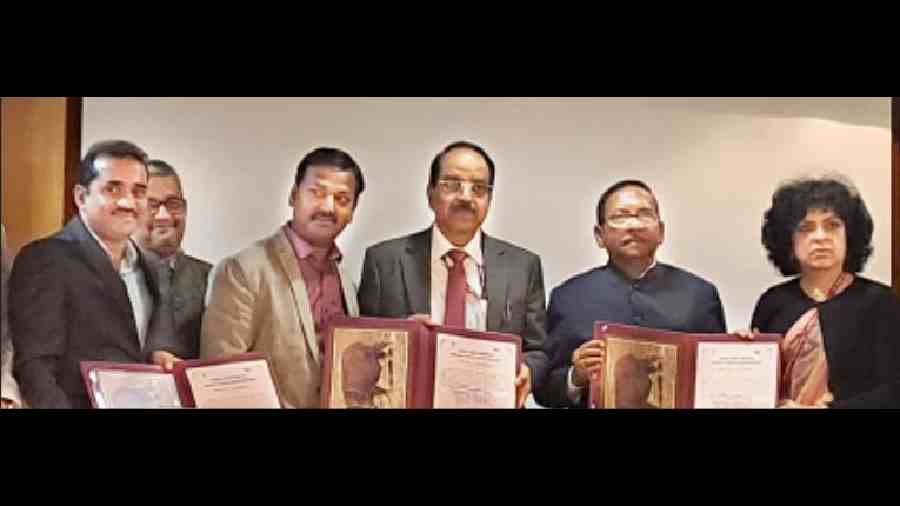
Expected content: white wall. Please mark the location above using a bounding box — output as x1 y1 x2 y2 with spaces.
83 97 893 330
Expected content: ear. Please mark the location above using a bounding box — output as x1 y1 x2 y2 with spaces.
426 185 436 212
658 220 666 245
593 225 606 249
289 185 298 207
73 185 88 210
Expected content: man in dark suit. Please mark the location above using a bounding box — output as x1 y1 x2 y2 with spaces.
133 160 212 364
358 141 548 407
534 180 726 408
9 140 179 409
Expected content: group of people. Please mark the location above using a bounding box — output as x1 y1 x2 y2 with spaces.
2 138 898 409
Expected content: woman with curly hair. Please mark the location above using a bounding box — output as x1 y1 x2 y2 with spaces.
746 175 900 408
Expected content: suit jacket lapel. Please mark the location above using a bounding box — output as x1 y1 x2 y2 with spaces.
272 230 321 365
401 228 432 315
140 244 174 354
483 233 509 332
66 218 136 330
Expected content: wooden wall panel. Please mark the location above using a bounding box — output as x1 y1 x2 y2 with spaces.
1 97 68 252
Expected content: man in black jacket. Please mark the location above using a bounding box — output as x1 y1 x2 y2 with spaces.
10 140 179 408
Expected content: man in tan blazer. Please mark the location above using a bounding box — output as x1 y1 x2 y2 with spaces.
201 147 365 408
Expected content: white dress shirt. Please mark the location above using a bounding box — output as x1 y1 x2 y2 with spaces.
430 225 487 331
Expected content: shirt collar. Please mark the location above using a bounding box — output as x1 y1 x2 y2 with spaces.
607 258 658 281
137 245 177 271
637 259 657 279
283 222 343 263
161 254 177 271
80 212 140 274
431 224 483 266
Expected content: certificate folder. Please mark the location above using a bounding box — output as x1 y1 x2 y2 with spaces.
322 316 522 409
81 352 281 409
589 322 781 409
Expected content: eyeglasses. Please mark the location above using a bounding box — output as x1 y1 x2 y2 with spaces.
148 197 187 215
436 179 493 198
605 210 659 228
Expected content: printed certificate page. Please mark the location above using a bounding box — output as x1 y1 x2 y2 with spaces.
433 332 517 409
185 359 281 408
694 342 779 409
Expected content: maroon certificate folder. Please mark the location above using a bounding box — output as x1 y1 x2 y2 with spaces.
81 352 281 409
321 316 522 409
588 322 781 409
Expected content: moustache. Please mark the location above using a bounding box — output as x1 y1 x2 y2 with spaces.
311 212 337 223
151 224 176 234
620 236 647 246
450 202 478 214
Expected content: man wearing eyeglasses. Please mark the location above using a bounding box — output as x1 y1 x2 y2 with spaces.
358 141 549 408
133 160 212 366
534 180 726 408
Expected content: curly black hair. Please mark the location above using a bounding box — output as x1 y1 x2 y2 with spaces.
761 176 874 276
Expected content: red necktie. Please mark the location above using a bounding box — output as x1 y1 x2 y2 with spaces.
443 249 468 327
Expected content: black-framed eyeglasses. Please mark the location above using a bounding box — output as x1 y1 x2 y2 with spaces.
147 197 187 215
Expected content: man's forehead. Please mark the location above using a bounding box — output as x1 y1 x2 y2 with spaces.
608 186 657 210
441 148 489 175
303 165 356 188
148 175 183 196
92 156 147 183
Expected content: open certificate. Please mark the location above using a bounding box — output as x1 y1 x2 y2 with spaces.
182 358 280 409
82 353 282 409
433 332 518 409
694 342 779 409
589 322 781 409
322 317 522 408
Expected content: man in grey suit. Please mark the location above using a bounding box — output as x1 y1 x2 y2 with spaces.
133 160 212 366
358 141 549 407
